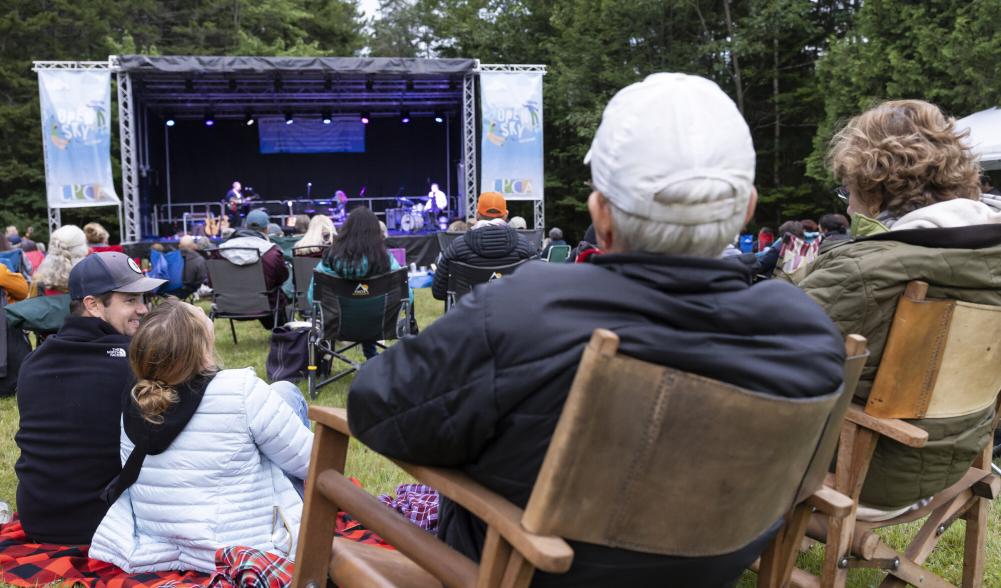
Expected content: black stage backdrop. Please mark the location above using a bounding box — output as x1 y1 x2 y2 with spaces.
144 116 461 212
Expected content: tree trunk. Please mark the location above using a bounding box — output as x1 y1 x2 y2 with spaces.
773 34 780 186
723 0 744 114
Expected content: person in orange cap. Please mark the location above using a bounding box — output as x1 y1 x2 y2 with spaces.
429 191 535 301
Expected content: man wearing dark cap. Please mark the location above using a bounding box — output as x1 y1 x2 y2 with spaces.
430 192 536 301
14 252 165 544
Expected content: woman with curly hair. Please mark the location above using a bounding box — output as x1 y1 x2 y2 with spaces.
798 99 1001 519
32 225 89 295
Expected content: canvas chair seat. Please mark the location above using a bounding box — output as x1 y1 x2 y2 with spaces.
294 329 867 588
205 247 283 344
290 250 322 318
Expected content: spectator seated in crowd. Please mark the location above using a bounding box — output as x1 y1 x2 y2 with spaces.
293 214 335 257
540 227 567 259
0 233 28 303
31 225 89 296
290 214 311 236
5 226 20 246
796 99 1001 521
84 222 110 249
430 192 537 301
818 212 850 252
508 215 528 230
14 252 165 544
175 235 208 298
307 207 404 360
216 209 289 327
89 299 312 573
446 219 469 233
346 72 845 587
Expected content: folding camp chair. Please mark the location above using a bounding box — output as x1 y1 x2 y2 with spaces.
545 244 571 263
444 259 528 312
291 248 323 319
307 268 411 399
292 329 865 588
787 281 1001 588
205 248 284 344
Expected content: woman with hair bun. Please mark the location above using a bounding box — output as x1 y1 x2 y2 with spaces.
89 299 312 573
798 99 1001 520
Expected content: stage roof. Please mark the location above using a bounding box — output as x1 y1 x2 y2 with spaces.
118 55 474 121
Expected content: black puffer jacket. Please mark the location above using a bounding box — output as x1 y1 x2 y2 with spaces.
350 254 845 587
431 223 536 300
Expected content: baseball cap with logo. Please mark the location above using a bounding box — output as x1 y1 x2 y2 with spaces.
476 192 508 219
245 209 270 231
69 252 166 299
584 73 755 226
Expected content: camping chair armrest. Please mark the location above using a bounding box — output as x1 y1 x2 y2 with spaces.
845 404 928 448
316 469 481 586
806 485 853 518
307 406 574 574
310 406 352 437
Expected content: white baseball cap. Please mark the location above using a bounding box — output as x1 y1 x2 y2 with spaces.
584 73 755 226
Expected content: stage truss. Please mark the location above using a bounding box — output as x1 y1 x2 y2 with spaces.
34 58 548 240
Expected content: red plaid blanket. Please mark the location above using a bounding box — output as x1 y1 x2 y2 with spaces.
0 511 391 588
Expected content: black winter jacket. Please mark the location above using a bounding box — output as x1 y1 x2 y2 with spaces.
349 254 845 587
15 316 133 544
431 223 536 300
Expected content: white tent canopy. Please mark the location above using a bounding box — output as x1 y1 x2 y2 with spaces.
955 107 1001 171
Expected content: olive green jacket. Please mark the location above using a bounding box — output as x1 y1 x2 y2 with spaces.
797 208 1001 508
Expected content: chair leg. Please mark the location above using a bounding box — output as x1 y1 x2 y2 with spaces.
961 497 988 588
229 319 238 344
822 424 878 588
497 550 535 588
757 504 812 587
291 425 350 588
307 337 317 400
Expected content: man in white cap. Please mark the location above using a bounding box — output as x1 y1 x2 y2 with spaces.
347 74 844 585
14 252 165 544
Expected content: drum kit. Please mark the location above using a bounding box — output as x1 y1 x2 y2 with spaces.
387 199 434 233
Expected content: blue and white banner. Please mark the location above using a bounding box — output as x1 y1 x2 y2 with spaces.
38 70 120 208
479 72 543 201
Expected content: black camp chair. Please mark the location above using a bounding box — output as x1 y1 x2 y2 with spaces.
291 248 323 319
308 268 412 399
445 259 529 312
206 248 285 344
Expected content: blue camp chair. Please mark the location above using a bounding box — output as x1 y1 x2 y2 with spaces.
149 249 185 296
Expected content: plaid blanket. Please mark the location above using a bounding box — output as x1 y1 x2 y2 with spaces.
378 484 439 532
0 511 391 588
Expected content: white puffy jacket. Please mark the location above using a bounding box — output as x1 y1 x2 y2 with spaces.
89 368 314 573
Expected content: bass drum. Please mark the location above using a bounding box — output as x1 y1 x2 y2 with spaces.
400 211 425 232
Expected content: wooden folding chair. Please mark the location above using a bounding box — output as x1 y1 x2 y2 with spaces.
293 328 859 588
788 281 1001 588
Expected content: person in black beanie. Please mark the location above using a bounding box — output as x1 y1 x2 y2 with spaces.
14 252 165 544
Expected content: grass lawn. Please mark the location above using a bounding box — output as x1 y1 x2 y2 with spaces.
0 287 998 586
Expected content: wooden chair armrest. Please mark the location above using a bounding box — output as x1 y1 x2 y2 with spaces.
317 469 479 587
806 485 853 518
310 405 351 437
308 405 574 574
845 404 928 448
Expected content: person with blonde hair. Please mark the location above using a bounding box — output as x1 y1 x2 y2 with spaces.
798 99 1001 519
84 222 110 247
292 214 334 257
32 225 89 295
90 299 312 572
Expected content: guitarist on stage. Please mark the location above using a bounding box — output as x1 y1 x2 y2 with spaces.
224 181 244 228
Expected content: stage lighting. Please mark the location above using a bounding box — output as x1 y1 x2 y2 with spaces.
322 110 332 124
401 110 410 124
360 112 370 124
244 113 255 126
284 112 294 125
204 113 215 127
165 115 175 127
434 111 444 124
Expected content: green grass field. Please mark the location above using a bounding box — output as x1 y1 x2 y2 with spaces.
0 287 997 586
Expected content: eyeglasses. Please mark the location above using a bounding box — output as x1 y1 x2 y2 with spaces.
834 186 849 202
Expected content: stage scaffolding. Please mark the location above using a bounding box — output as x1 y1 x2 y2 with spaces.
34 57 547 241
